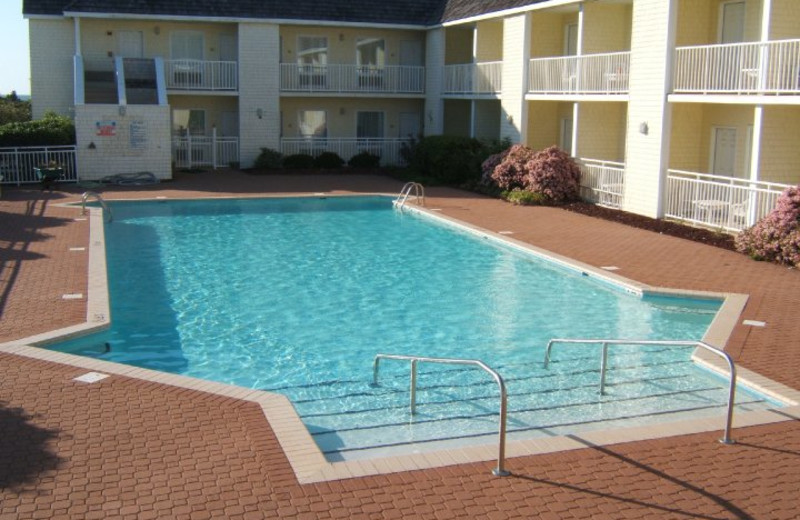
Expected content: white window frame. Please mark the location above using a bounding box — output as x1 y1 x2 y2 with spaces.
170 30 205 61
297 35 328 66
298 110 327 139
709 126 738 177
172 108 207 136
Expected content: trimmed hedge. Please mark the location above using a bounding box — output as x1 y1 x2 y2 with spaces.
0 112 75 147
401 135 507 186
253 147 283 170
348 151 381 169
282 153 315 169
313 151 345 169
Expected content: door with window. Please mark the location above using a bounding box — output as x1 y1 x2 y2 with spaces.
356 38 385 88
563 23 579 90
172 109 207 166
711 127 737 177
560 117 574 155
171 31 205 87
357 111 385 158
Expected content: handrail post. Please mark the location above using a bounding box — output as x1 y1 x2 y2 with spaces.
410 359 418 415
599 342 609 395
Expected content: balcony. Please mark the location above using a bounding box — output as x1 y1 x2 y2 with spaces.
674 39 800 95
165 60 238 91
664 170 790 233
527 52 630 95
578 158 626 209
280 138 410 166
280 64 424 94
172 133 239 169
442 62 502 95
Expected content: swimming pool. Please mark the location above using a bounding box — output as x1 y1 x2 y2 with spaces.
51 196 775 460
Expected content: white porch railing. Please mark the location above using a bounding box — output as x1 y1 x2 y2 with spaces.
674 39 800 94
442 62 503 95
165 60 238 91
172 131 239 169
528 52 630 94
0 145 78 184
280 138 410 166
578 158 625 209
665 170 791 233
280 64 424 94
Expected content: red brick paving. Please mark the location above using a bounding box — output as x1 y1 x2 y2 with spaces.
1 171 799 519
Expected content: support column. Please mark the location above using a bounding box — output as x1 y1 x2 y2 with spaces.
622 0 678 218
424 29 445 136
238 22 281 167
500 13 531 143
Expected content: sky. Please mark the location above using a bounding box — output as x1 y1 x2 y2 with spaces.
0 0 31 96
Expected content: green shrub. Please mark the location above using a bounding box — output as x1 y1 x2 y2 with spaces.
253 148 283 170
313 151 345 169
282 153 315 169
347 151 381 169
401 135 486 186
0 92 31 125
0 111 75 147
502 189 551 206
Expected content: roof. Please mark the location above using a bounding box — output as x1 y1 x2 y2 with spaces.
23 0 550 26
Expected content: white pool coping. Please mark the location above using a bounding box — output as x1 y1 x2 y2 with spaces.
2 194 799 484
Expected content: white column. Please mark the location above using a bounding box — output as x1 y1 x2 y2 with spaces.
424 29 445 135
74 17 81 56
238 23 281 167
622 0 678 218
500 13 531 143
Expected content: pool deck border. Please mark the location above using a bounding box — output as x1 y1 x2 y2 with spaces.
2 192 799 485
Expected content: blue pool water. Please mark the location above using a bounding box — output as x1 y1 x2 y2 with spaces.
52 196 773 459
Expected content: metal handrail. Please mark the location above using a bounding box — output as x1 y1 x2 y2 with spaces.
81 191 113 222
372 353 510 476
394 182 425 209
543 338 737 444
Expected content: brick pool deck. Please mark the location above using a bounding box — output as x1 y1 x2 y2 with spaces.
1 171 798 519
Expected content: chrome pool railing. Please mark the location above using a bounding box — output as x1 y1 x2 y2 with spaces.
81 191 113 222
543 338 738 445
394 182 425 210
372 353 510 476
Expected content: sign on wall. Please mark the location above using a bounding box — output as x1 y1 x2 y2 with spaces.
130 120 147 149
95 121 117 136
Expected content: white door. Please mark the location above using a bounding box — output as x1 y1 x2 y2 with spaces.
711 127 737 177
399 112 421 139
564 24 579 56
118 31 143 58
219 35 237 62
560 117 574 154
399 41 423 66
720 1 745 44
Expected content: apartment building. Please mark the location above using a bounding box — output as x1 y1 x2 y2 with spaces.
22 0 800 230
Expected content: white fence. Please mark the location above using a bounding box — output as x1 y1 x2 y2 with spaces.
280 138 410 166
442 62 502 95
578 158 626 209
165 60 238 91
0 145 78 185
172 132 239 169
528 52 630 94
674 39 800 94
280 64 424 93
664 170 790 233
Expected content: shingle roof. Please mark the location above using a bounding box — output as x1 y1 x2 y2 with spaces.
22 0 549 26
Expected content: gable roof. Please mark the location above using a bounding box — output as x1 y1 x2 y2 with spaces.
23 0 551 26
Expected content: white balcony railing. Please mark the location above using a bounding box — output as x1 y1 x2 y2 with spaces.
280 64 424 94
442 61 502 95
172 132 239 169
280 138 411 166
665 170 791 233
674 39 800 94
165 60 238 91
578 158 625 209
0 145 78 185
528 52 630 94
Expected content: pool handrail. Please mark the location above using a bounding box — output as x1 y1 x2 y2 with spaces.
372 353 510 477
81 191 113 222
394 181 425 209
543 338 737 444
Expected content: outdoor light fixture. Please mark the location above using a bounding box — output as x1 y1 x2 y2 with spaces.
639 122 649 135
256 108 263 119
118 105 126 116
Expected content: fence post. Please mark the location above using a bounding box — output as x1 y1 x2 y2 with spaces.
212 127 218 169
186 128 192 169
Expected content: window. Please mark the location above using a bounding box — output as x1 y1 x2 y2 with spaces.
719 1 746 44
297 36 328 66
172 109 206 136
171 31 204 60
299 111 327 138
356 38 385 69
357 111 384 139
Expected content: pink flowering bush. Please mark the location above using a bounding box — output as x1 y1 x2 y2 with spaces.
524 146 582 203
735 185 800 267
488 144 536 191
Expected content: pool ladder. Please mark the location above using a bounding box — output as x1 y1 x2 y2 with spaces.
372 353 510 477
394 182 425 210
81 191 113 222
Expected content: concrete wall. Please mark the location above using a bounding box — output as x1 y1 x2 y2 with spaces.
279 98 424 138
526 101 572 151
29 18 75 118
75 104 171 180
238 23 281 167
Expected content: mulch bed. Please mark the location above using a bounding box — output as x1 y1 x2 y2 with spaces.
562 201 737 251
